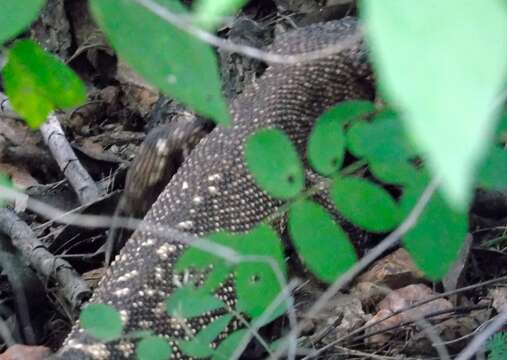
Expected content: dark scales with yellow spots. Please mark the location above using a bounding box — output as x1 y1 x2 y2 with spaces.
56 18 374 359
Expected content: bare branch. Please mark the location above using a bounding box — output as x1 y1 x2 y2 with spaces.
0 92 100 205
0 208 91 307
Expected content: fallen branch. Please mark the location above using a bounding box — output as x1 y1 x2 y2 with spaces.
0 92 100 205
0 208 91 307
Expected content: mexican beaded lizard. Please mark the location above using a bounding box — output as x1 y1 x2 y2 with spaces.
56 17 374 359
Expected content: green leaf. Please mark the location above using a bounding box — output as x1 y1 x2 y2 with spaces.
3 40 86 128
136 336 172 360
200 263 233 293
245 129 304 199
179 337 214 357
176 244 228 271
400 180 468 280
194 0 249 29
212 329 248 360
308 110 346 175
476 147 507 190
0 174 13 208
90 0 230 125
347 110 416 163
178 225 286 322
175 234 234 293
179 314 232 358
330 176 401 232
165 286 224 318
236 261 285 320
213 225 287 320
0 0 45 45
176 242 230 271
361 0 507 208
80 304 123 341
289 200 357 283
369 161 420 186
319 100 376 127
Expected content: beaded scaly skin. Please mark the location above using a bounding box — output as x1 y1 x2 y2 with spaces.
56 18 374 359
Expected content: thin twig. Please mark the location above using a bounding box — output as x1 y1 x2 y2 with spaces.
40 114 100 204
134 0 363 65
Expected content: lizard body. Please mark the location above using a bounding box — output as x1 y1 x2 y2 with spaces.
57 18 374 359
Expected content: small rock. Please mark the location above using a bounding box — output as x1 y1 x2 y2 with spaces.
490 287 507 312
0 345 50 360
357 248 426 290
365 284 453 346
